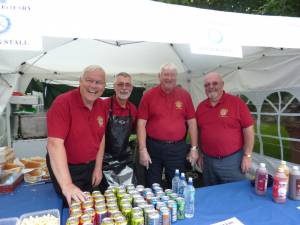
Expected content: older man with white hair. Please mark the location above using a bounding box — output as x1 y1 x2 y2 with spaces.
137 63 198 188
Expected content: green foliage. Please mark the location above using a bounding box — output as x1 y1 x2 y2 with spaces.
155 0 300 17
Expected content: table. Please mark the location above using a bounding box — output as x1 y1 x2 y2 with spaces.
0 182 63 221
62 180 300 225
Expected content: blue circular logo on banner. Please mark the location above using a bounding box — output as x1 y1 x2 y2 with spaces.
0 15 11 34
208 29 223 44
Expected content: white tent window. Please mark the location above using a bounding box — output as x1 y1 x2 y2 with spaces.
241 91 300 163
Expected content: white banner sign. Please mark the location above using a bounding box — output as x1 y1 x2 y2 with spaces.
0 0 42 50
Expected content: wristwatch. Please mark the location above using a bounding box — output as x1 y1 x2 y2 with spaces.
243 153 252 158
190 146 199 153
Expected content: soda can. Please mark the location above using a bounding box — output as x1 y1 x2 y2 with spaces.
155 201 166 211
111 210 123 219
161 195 170 203
152 183 160 189
114 216 127 225
148 210 160 225
121 203 132 223
144 207 155 225
83 191 91 197
83 207 95 222
95 205 107 224
80 213 92 224
70 202 81 214
104 189 114 197
137 202 147 211
101 217 114 225
167 200 177 223
70 208 82 219
176 197 185 220
153 186 163 195
131 214 144 225
107 207 120 217
145 192 154 203
134 197 146 207
155 190 165 199
136 185 145 194
117 189 126 204
132 206 143 216
151 196 158 208
92 190 101 197
170 193 178 200
164 189 173 196
66 216 79 225
160 207 170 225
106 193 117 200
128 189 139 196
143 188 152 197
95 198 105 205
108 185 118 194
94 194 105 201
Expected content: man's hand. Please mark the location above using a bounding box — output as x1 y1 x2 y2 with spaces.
187 149 199 167
196 154 203 170
62 183 86 207
241 156 252 173
92 166 103 187
139 148 152 169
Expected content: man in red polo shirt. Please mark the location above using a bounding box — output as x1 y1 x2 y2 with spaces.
196 72 254 186
137 63 199 188
101 72 137 189
46 65 107 206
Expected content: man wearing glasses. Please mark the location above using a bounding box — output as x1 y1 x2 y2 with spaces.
46 65 107 206
100 72 137 190
196 72 254 186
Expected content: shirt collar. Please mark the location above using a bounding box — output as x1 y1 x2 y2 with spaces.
113 95 129 110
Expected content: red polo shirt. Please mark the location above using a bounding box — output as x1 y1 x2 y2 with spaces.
138 85 195 141
103 96 137 126
196 92 254 157
47 88 107 164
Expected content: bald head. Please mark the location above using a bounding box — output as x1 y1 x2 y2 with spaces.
203 72 224 104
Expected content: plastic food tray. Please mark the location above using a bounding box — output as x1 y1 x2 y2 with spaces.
19 209 60 225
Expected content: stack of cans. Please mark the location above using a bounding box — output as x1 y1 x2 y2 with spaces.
66 182 187 225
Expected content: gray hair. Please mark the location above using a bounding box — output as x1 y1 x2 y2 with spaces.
159 63 178 75
82 65 105 78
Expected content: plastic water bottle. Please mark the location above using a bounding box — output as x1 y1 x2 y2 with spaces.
178 173 187 197
255 163 268 195
288 166 300 200
184 177 195 218
172 169 180 194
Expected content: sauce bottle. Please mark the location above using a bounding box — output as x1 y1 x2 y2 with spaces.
255 163 268 195
272 167 288 203
288 166 300 200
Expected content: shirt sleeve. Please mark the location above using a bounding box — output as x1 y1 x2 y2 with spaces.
238 98 254 128
47 96 70 139
137 92 149 120
185 92 196 120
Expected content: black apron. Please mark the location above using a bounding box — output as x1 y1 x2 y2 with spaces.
103 97 133 173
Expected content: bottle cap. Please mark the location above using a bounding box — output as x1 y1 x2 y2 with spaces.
292 166 299 171
259 163 266 168
188 177 193 183
181 172 185 178
175 169 179 174
281 160 286 165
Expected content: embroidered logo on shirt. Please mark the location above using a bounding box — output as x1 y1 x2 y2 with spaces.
220 108 229 117
175 101 183 110
97 116 104 127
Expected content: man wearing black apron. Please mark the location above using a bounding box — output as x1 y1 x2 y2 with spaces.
100 72 137 191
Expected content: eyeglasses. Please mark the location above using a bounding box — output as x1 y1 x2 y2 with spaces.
204 81 219 88
115 82 132 88
84 78 105 86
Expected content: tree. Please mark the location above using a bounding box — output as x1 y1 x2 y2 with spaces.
155 0 300 17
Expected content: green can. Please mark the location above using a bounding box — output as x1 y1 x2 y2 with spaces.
164 189 173 196
176 197 185 220
122 203 132 223
131 214 144 225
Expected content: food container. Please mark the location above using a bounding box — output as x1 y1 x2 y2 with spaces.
0 217 20 225
19 209 60 225
24 169 43 183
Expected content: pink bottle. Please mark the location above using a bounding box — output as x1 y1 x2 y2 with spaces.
255 163 268 195
272 167 288 203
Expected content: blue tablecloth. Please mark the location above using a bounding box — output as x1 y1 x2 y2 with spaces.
62 180 300 225
1 180 299 225
0 182 63 220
